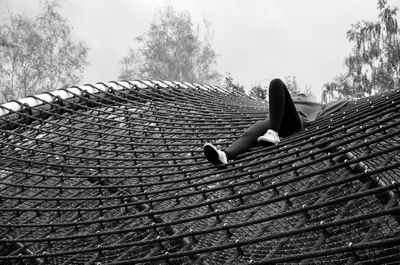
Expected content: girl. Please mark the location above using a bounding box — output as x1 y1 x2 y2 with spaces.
203 78 348 165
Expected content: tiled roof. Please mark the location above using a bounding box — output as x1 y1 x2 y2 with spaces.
0 80 399 264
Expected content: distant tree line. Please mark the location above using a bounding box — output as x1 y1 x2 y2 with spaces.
0 0 398 104
249 76 315 101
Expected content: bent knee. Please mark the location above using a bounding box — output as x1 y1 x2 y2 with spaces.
269 78 285 89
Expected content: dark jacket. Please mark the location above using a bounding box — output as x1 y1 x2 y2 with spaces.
293 95 348 127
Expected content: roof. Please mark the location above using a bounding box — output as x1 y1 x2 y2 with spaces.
0 80 399 264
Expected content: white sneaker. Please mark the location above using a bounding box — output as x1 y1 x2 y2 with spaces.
257 129 280 145
203 143 228 165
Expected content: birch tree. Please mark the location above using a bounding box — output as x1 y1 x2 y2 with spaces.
0 0 88 102
119 5 221 84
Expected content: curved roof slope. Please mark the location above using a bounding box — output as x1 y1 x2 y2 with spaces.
0 80 399 265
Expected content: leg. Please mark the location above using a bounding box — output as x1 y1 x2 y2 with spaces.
225 79 302 159
225 119 270 159
204 78 303 163
268 79 302 137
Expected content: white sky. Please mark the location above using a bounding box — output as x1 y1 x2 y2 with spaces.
1 0 400 100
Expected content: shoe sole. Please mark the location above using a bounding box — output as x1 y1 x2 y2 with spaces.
258 138 278 145
203 144 222 165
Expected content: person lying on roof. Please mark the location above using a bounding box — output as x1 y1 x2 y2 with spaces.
203 78 348 165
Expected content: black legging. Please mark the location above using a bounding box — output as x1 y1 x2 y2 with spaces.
225 78 303 159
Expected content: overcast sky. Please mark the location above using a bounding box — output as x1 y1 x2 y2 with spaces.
1 0 400 100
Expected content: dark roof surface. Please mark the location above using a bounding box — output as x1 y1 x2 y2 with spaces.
0 80 399 264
